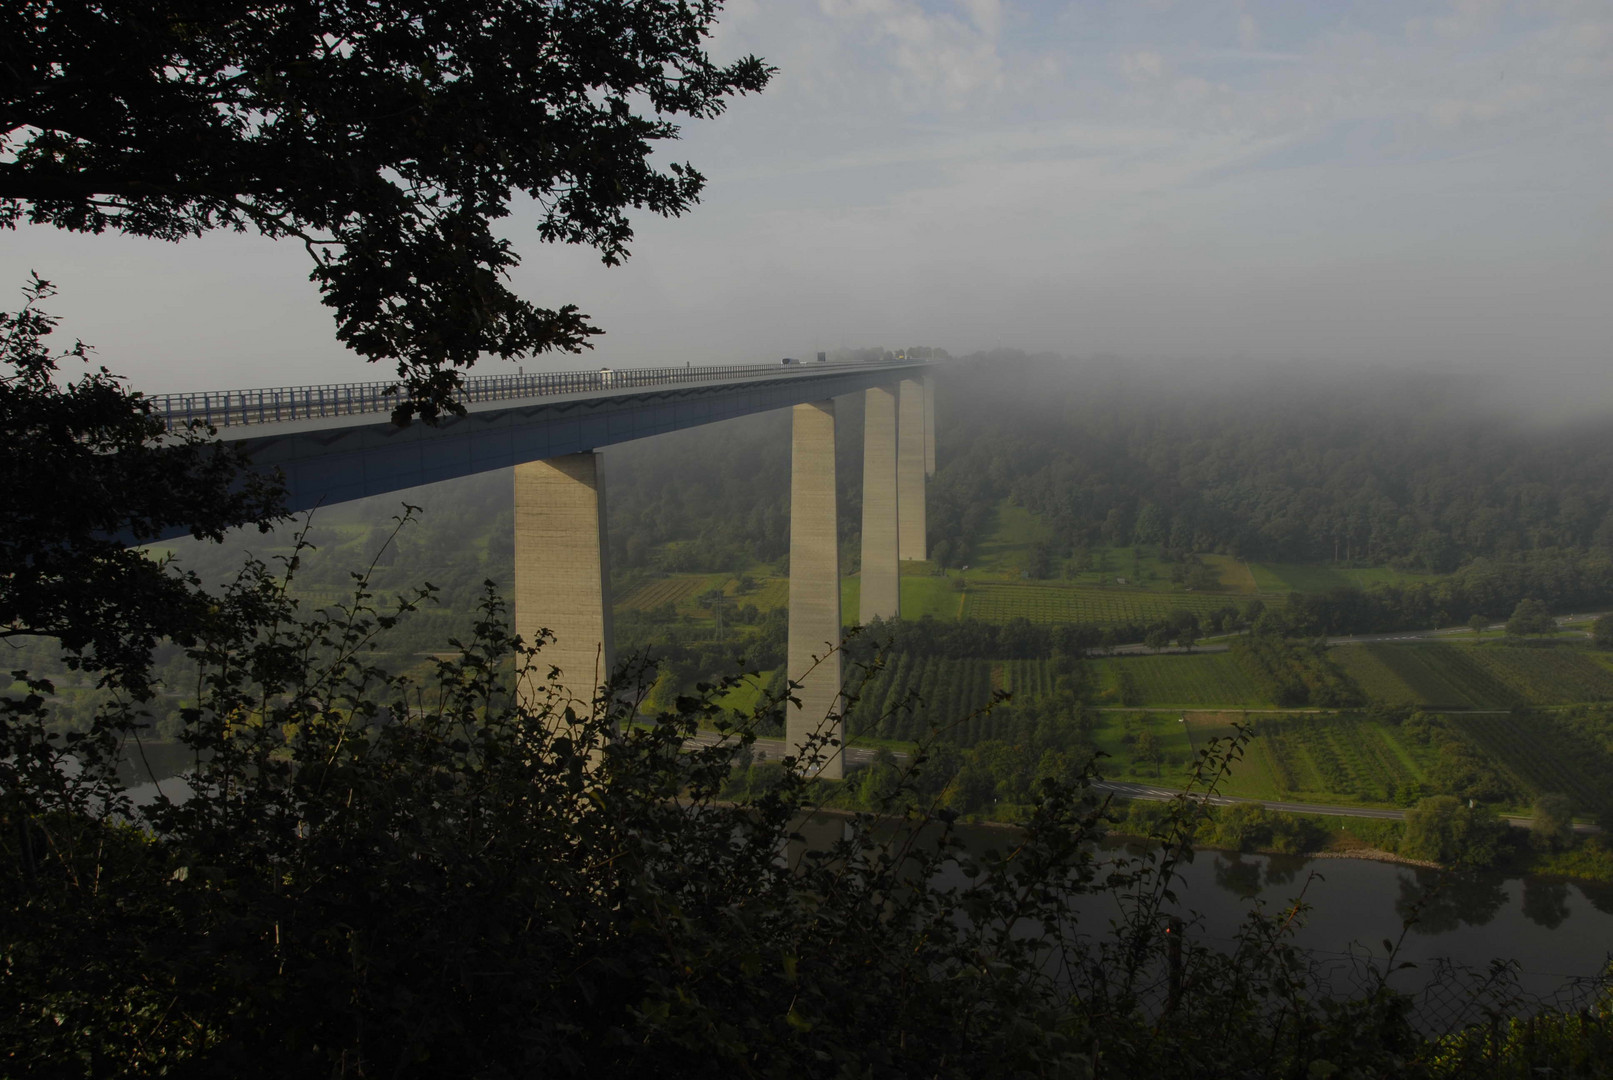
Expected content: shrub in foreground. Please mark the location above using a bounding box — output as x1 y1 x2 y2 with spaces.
2 546 1604 1078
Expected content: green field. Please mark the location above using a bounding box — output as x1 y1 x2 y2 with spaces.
618 574 733 612
715 670 774 715
1204 555 1259 593
961 582 1232 625
901 576 965 620
845 653 995 743
998 658 1057 699
1089 711 1197 782
1443 713 1613 812
1246 563 1430 594
969 502 1053 574
1329 643 1516 709
1092 653 1270 708
1470 648 1613 704
1183 712 1433 804
1330 642 1613 710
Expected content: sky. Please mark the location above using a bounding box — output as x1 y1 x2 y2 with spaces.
3 0 1610 396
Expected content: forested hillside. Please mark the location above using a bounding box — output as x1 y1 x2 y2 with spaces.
939 353 1613 569
146 353 1613 659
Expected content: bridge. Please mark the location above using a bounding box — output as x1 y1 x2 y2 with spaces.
150 359 939 778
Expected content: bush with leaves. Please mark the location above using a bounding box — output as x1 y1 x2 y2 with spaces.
2 523 1456 1079
0 277 285 696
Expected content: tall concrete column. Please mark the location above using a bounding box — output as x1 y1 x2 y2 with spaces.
787 400 844 779
897 377 927 562
859 385 900 624
513 453 615 719
923 373 936 477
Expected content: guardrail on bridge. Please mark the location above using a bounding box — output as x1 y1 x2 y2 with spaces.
147 360 918 431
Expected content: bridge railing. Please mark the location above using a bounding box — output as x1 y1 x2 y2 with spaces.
146 360 917 431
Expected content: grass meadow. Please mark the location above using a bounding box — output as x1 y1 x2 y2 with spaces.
961 583 1233 625
1091 653 1270 708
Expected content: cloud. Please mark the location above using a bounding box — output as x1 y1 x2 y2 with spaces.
5 0 1610 387
1119 50 1166 80
1239 12 1259 50
816 0 1004 108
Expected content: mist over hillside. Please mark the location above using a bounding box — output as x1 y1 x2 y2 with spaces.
158 350 1613 607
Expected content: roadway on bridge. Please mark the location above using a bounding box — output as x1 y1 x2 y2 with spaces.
144 359 930 539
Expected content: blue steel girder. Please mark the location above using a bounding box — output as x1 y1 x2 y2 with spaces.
211 362 929 520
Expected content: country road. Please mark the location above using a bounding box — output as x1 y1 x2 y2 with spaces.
1111 611 1609 656
1091 780 1598 833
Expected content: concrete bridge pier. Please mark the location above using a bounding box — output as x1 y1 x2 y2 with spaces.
924 374 936 477
786 400 844 779
898 377 927 562
513 453 615 725
859 385 900 624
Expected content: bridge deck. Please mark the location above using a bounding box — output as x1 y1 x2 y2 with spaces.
157 361 929 531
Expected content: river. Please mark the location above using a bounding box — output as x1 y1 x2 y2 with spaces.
795 814 1613 1025
118 744 1613 1021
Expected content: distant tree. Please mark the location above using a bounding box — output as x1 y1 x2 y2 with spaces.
947 760 998 813
1531 793 1574 851
3 0 772 419
1253 610 1289 638
1241 599 1266 629
1213 802 1270 852
1401 795 1510 867
1171 610 1201 652
1144 626 1172 652
1025 541 1055 579
1468 613 1489 639
1506 598 1555 639
1401 796 1472 864
1133 504 1166 545
1134 729 1164 776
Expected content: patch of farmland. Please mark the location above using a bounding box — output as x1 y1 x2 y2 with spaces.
1247 564 1435 594
1331 643 1516 709
1185 712 1429 804
846 654 994 744
1001 658 1056 699
970 501 1054 575
618 575 725 612
1089 711 1197 783
1469 648 1613 705
1093 654 1269 707
961 583 1230 626
1443 714 1612 810
734 577 789 611
1329 645 1419 704
715 671 774 716
1182 712 1284 799
1204 556 1259 594
900 576 963 620
1256 716 1426 804
1250 564 1355 593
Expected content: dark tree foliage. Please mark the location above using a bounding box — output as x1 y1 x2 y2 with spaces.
0 277 284 693
1 0 772 420
1 540 1450 1078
